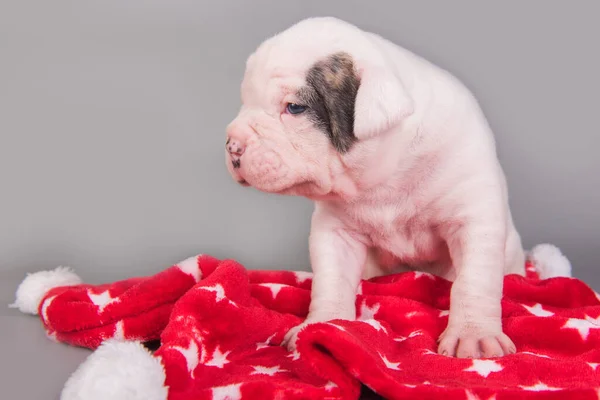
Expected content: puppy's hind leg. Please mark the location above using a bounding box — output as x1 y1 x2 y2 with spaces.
504 216 526 276
362 248 386 280
362 248 412 280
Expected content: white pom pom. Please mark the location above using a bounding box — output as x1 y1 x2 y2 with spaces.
9 266 82 314
61 340 168 400
527 243 572 279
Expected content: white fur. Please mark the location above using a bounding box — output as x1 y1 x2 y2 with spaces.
227 17 571 359
61 340 168 400
353 65 414 139
528 244 572 278
10 266 82 315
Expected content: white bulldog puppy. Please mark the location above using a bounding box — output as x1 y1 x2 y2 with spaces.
225 17 528 358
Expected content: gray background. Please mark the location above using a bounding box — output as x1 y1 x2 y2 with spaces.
1 1 598 399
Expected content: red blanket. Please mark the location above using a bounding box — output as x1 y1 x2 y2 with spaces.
13 254 600 399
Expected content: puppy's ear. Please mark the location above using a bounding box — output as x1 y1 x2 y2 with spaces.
353 64 414 140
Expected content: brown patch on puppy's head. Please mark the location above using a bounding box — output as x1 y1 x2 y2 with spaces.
299 52 360 153
322 53 353 88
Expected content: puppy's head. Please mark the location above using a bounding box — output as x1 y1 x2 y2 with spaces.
225 17 413 199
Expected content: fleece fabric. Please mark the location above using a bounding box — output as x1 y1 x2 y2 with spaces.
18 254 600 399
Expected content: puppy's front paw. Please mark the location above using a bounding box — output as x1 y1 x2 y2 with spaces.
282 321 314 352
437 322 516 358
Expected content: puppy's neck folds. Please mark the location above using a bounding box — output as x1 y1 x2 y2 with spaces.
325 124 428 204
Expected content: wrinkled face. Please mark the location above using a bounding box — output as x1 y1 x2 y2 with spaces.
225 48 361 199
224 18 413 200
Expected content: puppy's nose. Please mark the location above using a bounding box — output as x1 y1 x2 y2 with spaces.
226 137 245 156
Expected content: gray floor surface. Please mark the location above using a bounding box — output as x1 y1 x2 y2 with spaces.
1 272 92 400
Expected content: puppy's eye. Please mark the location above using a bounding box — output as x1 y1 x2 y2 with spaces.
286 103 307 115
